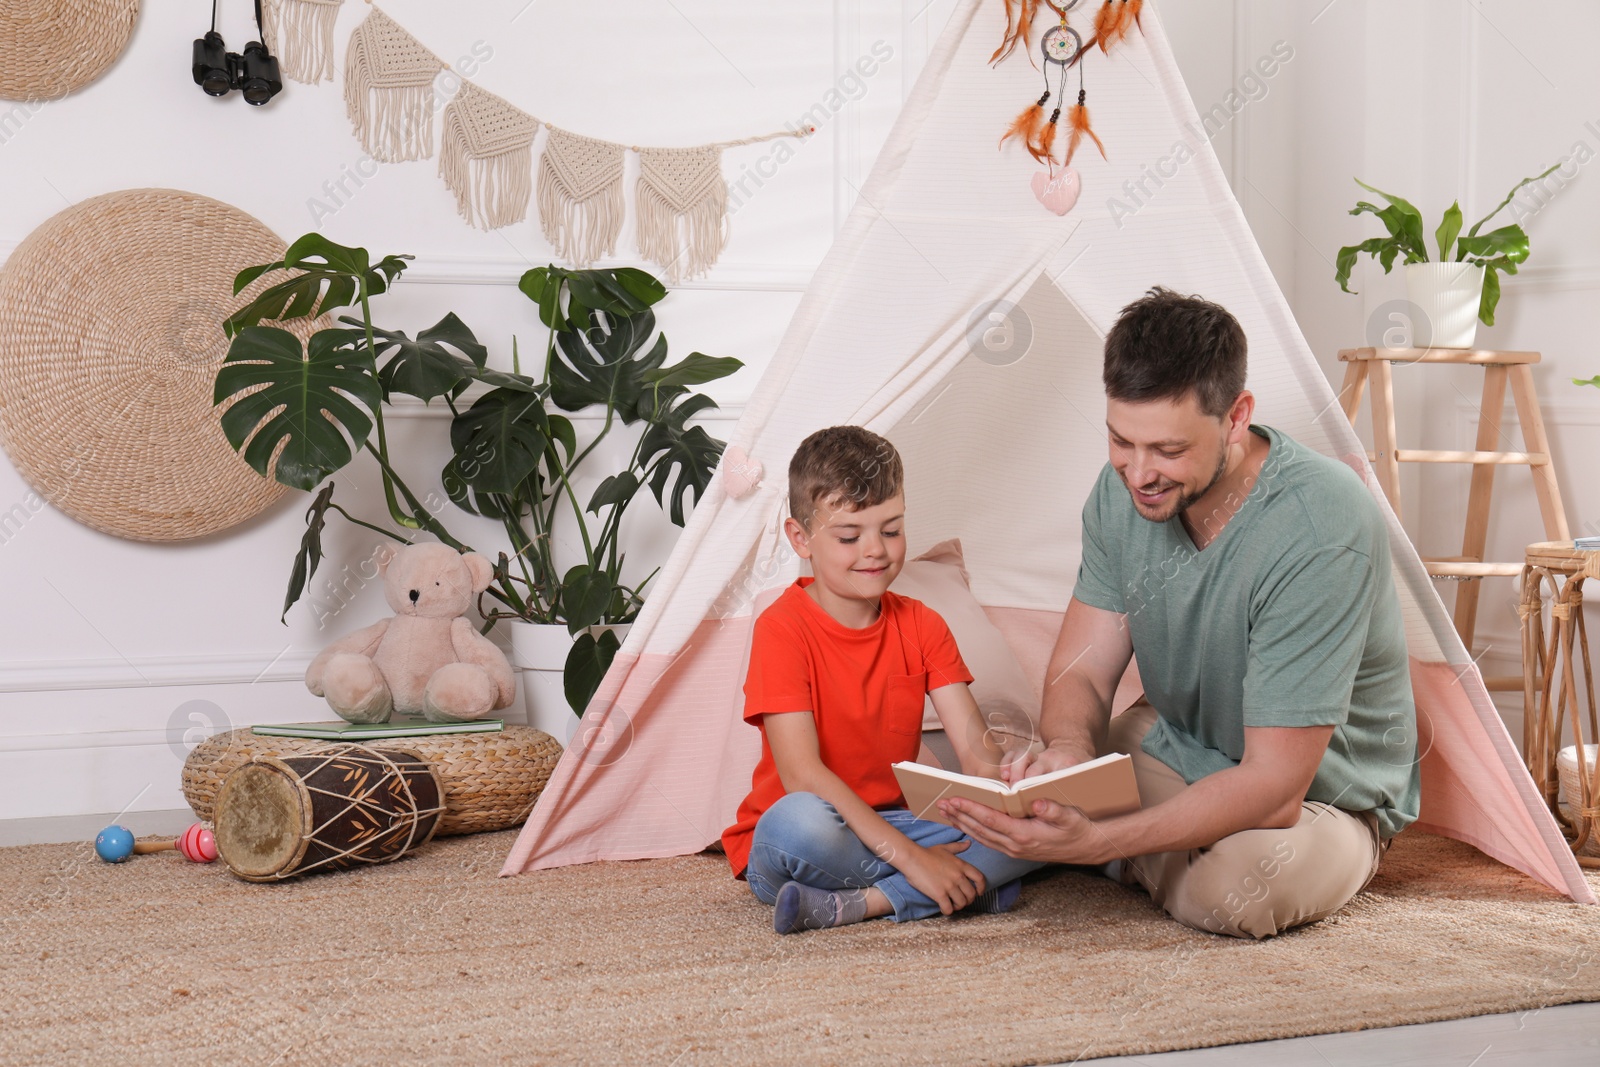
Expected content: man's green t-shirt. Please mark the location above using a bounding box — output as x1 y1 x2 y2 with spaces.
1073 425 1421 838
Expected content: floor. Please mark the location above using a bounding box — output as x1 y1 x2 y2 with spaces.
1077 1001 1599 1065
9 812 1597 1065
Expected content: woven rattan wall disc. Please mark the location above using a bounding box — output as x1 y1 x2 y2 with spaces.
0 189 298 542
0 0 140 101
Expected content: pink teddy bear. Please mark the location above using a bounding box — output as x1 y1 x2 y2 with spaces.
305 543 515 723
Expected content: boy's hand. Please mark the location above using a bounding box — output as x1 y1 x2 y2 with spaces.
1002 742 1096 783
897 840 986 914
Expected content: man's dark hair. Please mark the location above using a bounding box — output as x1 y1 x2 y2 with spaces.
1103 287 1247 418
788 425 903 531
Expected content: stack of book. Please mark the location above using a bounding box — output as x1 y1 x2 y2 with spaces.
1576 537 1600 551
252 718 505 740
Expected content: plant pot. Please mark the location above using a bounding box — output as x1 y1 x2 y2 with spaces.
1404 262 1485 349
509 621 632 740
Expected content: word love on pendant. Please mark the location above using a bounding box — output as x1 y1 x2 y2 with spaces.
1031 166 1081 215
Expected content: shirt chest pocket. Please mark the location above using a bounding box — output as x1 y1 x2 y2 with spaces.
883 672 929 737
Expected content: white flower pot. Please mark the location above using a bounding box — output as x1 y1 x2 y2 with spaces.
509 621 632 740
1404 261 1485 349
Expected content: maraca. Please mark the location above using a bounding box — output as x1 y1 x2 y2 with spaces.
94 822 217 863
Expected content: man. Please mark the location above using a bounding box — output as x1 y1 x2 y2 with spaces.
942 287 1421 939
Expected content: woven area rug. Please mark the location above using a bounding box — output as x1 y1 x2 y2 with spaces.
2 828 1597 1065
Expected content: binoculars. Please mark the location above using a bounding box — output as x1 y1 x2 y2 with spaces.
192 29 282 106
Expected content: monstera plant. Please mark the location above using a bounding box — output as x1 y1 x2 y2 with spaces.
214 234 740 713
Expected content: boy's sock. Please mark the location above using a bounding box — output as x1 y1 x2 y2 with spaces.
772 881 872 934
967 877 1022 914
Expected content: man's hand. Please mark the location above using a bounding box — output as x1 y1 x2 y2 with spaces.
895 840 987 914
939 797 1118 866
1000 742 1097 784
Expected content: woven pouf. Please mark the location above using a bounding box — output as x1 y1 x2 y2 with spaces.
184 725 563 836
0 0 140 101
0 188 299 541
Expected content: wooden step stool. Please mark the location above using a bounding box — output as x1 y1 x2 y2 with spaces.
1337 347 1571 685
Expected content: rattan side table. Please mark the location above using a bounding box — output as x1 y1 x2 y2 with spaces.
1520 541 1600 866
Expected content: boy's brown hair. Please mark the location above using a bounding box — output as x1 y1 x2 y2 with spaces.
787 426 904 531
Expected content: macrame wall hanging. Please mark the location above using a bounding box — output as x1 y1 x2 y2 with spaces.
994 0 1145 216
263 0 344 84
343 4 440 162
271 3 807 283
441 81 540 230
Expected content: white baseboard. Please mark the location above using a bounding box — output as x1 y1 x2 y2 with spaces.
0 808 196 848
0 670 537 823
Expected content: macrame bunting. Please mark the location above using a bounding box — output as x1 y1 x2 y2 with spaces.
344 6 443 163
327 5 810 277
636 146 728 284
440 82 540 230
537 128 626 269
264 0 344 84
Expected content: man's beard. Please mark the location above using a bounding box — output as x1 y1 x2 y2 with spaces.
1126 445 1228 523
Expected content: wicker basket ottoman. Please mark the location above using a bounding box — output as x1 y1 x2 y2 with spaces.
183 725 563 836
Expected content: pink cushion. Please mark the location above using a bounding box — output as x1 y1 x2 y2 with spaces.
892 539 1038 741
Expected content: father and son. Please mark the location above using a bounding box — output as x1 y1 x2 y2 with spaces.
720 287 1422 939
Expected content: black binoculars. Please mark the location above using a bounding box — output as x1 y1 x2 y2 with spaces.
192 28 282 106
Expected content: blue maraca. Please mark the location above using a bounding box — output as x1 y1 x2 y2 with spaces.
95 824 135 863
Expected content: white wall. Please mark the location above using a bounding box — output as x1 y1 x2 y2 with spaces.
2 0 1592 827
0 0 958 825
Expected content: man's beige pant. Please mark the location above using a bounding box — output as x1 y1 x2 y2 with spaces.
1107 702 1387 940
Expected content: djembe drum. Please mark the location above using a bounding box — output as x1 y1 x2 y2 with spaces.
213 744 445 882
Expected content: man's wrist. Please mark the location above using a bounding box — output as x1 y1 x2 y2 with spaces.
1047 738 1097 762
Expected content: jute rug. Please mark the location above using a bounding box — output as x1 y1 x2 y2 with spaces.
2 828 1597 1065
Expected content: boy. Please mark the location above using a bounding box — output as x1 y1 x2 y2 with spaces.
721 425 1047 934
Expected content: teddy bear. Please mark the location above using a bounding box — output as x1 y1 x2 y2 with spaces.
305 542 516 723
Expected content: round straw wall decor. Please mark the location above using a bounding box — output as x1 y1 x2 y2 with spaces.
0 0 140 101
0 189 296 542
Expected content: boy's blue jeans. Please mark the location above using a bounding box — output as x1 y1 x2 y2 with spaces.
744 791 1048 921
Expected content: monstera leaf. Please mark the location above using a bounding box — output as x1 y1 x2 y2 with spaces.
443 386 556 499
642 352 744 394
548 309 668 420
225 234 411 338
564 627 623 715
334 312 492 403
276 483 386 624
639 391 725 526
560 565 614 635
214 326 382 491
520 265 667 332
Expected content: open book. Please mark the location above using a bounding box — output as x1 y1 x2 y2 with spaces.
892 752 1141 825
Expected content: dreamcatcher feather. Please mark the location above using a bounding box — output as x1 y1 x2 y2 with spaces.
996 0 1139 172
990 0 1039 65
1063 88 1107 167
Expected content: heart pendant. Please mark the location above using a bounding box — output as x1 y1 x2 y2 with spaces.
1031 167 1081 215
720 445 764 499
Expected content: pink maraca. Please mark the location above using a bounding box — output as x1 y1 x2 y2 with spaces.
177 822 218 862
117 822 217 862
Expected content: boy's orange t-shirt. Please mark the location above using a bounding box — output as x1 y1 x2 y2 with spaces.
720 577 972 877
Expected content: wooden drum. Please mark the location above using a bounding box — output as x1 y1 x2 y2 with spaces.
214 744 445 882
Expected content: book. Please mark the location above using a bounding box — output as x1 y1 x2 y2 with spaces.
251 717 505 741
892 752 1141 825
1574 536 1600 551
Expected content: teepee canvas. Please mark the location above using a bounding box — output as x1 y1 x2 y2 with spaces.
502 0 1593 903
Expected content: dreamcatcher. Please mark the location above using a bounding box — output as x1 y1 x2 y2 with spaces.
994 0 1145 214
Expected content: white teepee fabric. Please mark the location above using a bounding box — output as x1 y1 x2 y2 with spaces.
502 0 1593 902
